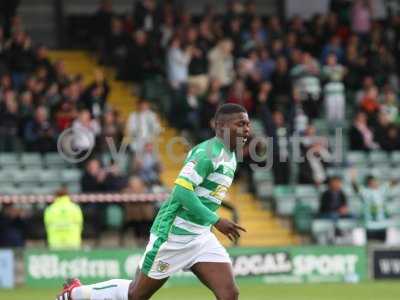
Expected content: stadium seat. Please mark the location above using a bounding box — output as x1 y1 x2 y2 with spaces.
61 168 82 183
105 204 124 229
275 195 296 216
39 169 61 183
20 153 43 169
368 151 389 166
31 186 56 195
336 219 360 231
295 185 319 198
252 169 273 182
13 169 41 184
19 182 41 194
298 196 320 213
0 153 19 169
66 182 81 194
273 185 294 197
250 119 264 136
255 182 273 200
390 151 400 166
0 170 14 183
347 151 367 166
0 183 16 195
311 219 335 244
41 181 63 193
44 152 69 169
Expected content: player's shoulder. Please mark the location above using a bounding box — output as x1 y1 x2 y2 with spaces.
187 138 222 161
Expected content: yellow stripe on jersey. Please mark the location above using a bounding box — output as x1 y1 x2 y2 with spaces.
174 178 194 191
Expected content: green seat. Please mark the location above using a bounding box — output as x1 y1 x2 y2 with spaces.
66 182 81 194
336 219 360 231
252 169 273 182
32 186 56 195
19 182 41 194
369 151 389 165
312 219 335 244
0 153 19 168
390 151 400 166
13 169 41 184
41 181 63 193
44 152 68 169
347 151 367 166
20 153 43 169
0 183 16 195
298 196 320 213
39 169 61 183
273 185 294 197
295 185 318 197
256 182 272 200
294 201 313 234
61 168 82 183
0 170 14 183
106 205 124 229
275 195 296 216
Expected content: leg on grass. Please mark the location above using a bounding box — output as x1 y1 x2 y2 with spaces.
191 262 239 300
71 279 131 300
128 271 168 300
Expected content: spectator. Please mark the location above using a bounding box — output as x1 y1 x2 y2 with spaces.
349 111 379 151
132 142 162 186
208 39 235 89
321 52 346 126
166 35 192 91
23 106 56 153
290 52 321 120
81 158 106 192
351 171 394 242
319 176 349 220
351 0 372 37
122 176 155 246
44 187 83 249
82 69 110 118
126 99 161 154
71 109 101 156
99 109 124 153
0 89 19 151
0 203 28 247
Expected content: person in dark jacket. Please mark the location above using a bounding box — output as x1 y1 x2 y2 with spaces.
319 176 350 220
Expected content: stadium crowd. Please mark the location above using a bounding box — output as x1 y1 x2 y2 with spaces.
1 0 400 246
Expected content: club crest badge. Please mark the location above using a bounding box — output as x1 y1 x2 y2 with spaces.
157 261 170 273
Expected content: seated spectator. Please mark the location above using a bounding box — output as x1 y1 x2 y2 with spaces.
0 203 29 247
349 111 379 151
379 125 400 152
81 159 106 192
380 86 399 123
23 105 57 153
102 160 128 192
319 176 350 220
98 109 124 153
132 142 162 186
122 176 155 246
359 86 380 118
0 89 19 151
44 187 83 249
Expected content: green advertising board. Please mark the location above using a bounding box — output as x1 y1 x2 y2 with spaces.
24 246 367 287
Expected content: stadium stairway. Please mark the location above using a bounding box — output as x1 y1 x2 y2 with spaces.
48 50 299 247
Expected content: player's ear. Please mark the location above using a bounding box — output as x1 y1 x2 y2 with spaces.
210 118 216 129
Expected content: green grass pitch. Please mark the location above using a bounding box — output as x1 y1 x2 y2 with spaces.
1 281 399 300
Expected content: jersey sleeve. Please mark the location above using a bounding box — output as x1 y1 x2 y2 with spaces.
174 149 213 191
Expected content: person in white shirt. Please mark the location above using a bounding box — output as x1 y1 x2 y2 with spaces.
126 99 161 154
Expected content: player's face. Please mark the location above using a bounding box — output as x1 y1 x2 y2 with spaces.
225 112 251 150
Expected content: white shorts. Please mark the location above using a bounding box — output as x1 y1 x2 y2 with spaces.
139 232 231 279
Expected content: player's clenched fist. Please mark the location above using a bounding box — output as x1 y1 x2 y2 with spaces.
214 218 246 242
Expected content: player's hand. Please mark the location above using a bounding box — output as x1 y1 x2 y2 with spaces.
214 218 246 242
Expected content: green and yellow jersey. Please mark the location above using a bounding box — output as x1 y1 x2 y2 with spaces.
151 137 237 239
